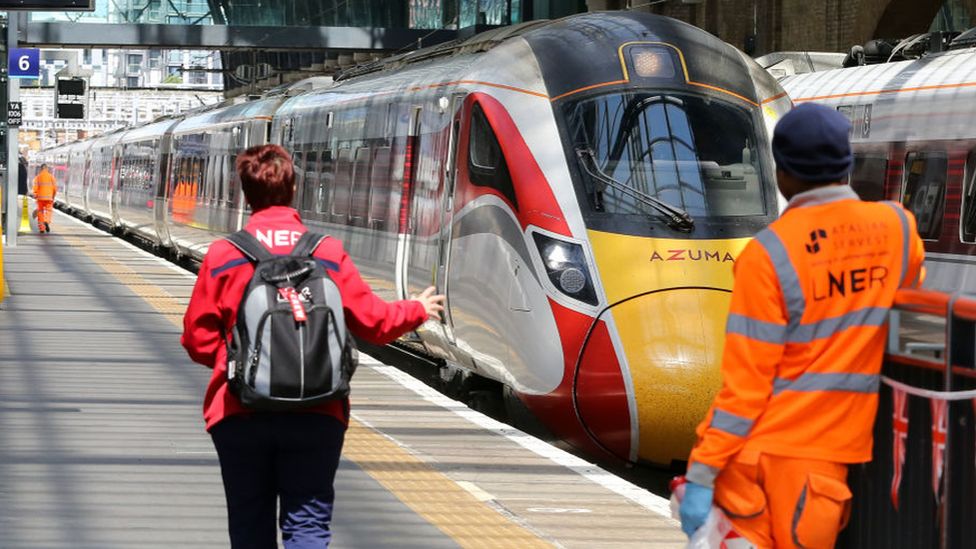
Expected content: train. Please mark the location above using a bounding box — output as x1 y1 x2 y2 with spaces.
35 12 790 467
769 28 976 294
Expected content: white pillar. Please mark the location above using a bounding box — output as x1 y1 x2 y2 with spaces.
4 11 21 247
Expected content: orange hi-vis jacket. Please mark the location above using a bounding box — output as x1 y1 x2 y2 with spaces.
33 170 57 201
687 185 926 487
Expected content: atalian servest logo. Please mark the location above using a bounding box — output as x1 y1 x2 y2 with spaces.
805 229 828 254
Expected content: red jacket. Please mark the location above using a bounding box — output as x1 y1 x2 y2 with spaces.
181 206 427 430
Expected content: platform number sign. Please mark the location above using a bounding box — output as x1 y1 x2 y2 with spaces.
9 48 40 79
7 102 22 127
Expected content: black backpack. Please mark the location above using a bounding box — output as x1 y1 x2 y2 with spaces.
224 230 357 410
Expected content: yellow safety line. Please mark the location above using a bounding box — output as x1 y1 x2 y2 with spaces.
62 229 553 548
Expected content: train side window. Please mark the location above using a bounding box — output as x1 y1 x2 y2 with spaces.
292 150 305 191
962 150 976 243
848 154 887 201
317 150 333 214
369 146 393 230
468 104 517 209
303 151 318 212
332 148 353 220
228 154 240 207
350 147 371 226
902 151 948 240
215 155 226 205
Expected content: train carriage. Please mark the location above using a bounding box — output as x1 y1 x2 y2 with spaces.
62 140 94 215
163 97 286 258
776 34 976 293
112 117 181 243
85 129 128 227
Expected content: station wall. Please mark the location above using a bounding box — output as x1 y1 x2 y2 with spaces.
588 0 976 55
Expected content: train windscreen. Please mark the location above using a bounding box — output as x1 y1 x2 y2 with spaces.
564 92 767 221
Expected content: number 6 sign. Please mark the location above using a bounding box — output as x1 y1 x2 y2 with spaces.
9 48 40 79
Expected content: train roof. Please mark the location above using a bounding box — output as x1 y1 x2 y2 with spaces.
87 126 129 150
777 46 976 142
334 19 553 83
170 95 285 135
316 12 778 111
780 46 976 102
522 12 767 104
117 117 181 144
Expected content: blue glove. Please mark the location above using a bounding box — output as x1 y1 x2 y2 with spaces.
679 481 714 537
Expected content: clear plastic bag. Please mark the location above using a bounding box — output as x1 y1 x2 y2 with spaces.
670 477 757 549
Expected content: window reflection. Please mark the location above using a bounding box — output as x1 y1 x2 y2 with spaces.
902 152 947 240
961 151 976 243
565 92 767 218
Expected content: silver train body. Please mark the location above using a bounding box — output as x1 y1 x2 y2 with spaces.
38 12 789 466
776 43 976 293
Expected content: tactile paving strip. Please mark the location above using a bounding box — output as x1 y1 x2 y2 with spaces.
344 420 555 548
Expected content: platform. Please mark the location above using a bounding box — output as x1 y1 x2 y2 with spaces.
0 210 684 548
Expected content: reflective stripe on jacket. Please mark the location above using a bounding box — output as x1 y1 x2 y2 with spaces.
33 170 56 201
687 185 926 487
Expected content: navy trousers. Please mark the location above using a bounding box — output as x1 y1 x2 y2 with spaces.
210 413 346 549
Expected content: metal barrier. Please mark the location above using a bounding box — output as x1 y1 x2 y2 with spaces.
839 289 976 549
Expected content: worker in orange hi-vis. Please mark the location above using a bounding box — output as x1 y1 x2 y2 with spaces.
679 103 926 548
32 163 57 234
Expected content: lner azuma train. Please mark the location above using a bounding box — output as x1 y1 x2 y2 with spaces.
39 12 789 467
772 28 976 295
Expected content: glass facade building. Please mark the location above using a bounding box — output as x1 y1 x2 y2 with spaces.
27 0 542 29
29 0 214 24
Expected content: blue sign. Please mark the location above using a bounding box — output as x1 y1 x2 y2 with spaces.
9 48 40 79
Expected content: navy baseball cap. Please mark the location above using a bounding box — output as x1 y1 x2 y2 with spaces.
772 103 853 183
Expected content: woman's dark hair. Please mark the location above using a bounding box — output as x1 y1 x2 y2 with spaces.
236 144 295 211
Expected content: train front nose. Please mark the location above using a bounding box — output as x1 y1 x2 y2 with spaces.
579 231 748 466
594 289 729 465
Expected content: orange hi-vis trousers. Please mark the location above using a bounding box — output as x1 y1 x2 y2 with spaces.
714 451 852 549
36 200 53 224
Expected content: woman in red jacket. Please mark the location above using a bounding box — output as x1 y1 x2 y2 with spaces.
181 144 444 549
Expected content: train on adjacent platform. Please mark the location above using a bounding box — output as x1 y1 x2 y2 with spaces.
771 29 976 294
36 12 790 467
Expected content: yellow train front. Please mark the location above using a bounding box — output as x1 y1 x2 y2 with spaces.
506 13 790 466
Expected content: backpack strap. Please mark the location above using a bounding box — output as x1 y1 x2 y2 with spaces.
226 230 274 263
292 231 327 258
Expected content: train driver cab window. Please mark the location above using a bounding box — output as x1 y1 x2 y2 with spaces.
564 92 767 224
468 104 517 208
848 154 887 201
962 150 976 243
902 151 947 240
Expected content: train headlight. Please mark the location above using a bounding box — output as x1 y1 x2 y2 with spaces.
532 232 598 306
629 46 677 79
559 268 587 294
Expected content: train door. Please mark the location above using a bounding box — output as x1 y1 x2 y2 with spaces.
155 134 174 247
111 145 124 227
399 100 462 359
395 107 422 302
435 93 467 344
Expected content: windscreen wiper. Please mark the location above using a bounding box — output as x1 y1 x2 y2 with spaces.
576 148 695 233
